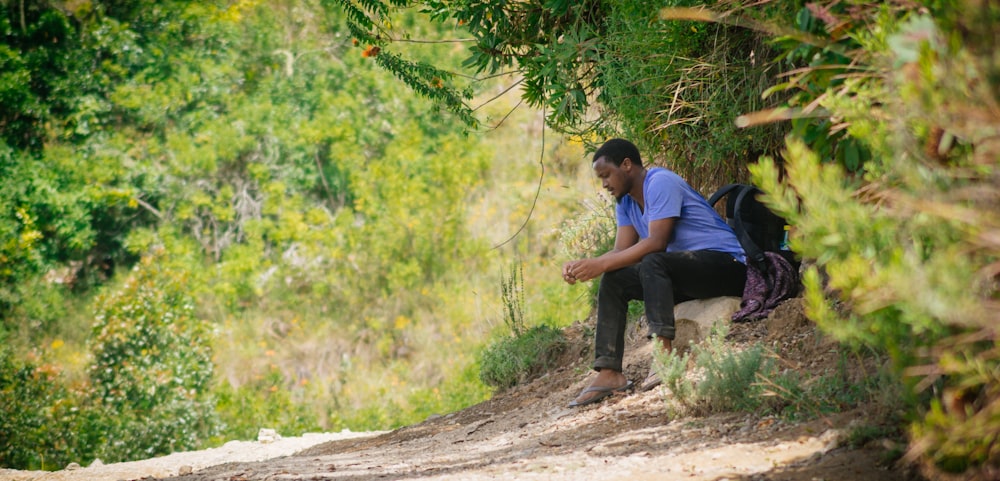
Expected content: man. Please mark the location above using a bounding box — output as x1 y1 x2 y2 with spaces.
562 138 747 407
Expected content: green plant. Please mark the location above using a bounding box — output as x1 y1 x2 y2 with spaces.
0 341 60 469
694 323 773 413
652 344 695 414
752 22 999 471
87 252 219 462
653 322 774 415
212 365 321 443
500 260 526 336
478 324 565 390
759 354 904 424
480 259 568 390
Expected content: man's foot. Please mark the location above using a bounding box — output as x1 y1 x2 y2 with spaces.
641 335 671 391
567 379 634 407
567 369 632 407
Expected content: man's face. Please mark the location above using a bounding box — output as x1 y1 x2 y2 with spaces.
593 156 631 201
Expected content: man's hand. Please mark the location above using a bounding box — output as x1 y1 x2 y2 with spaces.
562 259 604 284
562 261 578 284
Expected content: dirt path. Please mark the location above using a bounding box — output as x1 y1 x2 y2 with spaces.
1 299 921 481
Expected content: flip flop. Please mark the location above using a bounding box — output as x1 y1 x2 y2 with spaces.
640 370 662 392
567 380 634 408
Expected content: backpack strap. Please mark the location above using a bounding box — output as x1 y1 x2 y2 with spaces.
707 183 743 208
731 185 769 275
708 183 769 275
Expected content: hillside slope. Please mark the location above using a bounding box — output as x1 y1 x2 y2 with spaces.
3 298 920 481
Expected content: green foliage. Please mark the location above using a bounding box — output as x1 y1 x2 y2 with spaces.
331 0 477 125
0 335 108 470
749 5 1000 473
653 345 695 412
654 324 901 424
500 260 526 336
335 0 794 190
87 253 219 462
479 324 566 390
761 351 905 424
481 260 567 390
0 341 63 469
694 326 772 413
1 0 590 466
655 323 773 414
597 0 790 185
422 0 604 129
212 365 321 442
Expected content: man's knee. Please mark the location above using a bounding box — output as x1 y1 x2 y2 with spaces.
639 252 672 278
600 266 632 286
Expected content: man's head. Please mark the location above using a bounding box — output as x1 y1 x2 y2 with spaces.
592 138 643 201
592 138 642 168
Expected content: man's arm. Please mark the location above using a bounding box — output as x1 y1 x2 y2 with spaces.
563 217 675 284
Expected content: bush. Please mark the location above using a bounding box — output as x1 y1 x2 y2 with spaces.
654 323 773 415
479 325 566 390
694 327 771 413
86 252 220 462
0 342 61 469
752 9 1000 468
212 365 321 442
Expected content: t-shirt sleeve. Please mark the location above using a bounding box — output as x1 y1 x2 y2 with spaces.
645 173 682 221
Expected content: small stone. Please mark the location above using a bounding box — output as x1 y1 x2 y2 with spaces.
89 459 104 467
65 462 81 471
178 465 194 475
258 428 282 444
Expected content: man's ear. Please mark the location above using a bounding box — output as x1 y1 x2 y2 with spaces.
622 157 633 171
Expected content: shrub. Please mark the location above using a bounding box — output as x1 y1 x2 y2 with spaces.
654 322 773 415
652 344 695 413
693 326 772 413
86 252 220 462
654 322 902 424
212 365 321 442
0 342 60 469
480 260 568 390
479 325 566 390
753 42 998 476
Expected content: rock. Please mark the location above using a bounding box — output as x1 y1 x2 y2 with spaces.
89 459 104 467
672 297 742 352
178 465 194 475
258 428 282 444
65 462 81 471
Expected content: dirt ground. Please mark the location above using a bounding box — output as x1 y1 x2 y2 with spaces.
4 298 925 481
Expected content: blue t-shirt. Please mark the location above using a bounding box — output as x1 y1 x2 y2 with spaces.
616 167 746 263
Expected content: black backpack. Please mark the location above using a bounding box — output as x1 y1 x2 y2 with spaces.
707 184 797 274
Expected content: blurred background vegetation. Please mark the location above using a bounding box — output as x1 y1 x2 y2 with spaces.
1 0 997 479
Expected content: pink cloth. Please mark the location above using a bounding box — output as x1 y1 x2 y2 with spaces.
733 251 799 322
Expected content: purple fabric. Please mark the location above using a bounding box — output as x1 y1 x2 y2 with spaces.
733 251 800 322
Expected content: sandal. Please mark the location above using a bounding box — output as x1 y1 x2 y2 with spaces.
567 380 634 408
640 370 662 392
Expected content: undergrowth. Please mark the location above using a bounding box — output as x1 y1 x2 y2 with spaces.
479 260 567 390
479 325 566 390
653 321 905 428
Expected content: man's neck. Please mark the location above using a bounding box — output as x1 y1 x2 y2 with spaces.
629 168 648 210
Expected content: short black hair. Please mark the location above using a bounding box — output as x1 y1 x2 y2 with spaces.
593 138 642 167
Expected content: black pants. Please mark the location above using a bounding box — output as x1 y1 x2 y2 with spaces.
593 250 747 372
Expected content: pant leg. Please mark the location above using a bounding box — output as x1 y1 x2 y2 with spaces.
640 250 747 340
593 265 643 372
